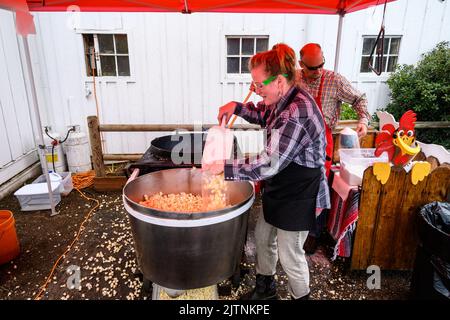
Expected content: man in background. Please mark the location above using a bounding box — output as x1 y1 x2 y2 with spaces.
297 43 370 254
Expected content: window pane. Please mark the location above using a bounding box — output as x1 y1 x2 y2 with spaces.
362 38 376 55
83 34 94 55
241 57 250 73
117 56 130 76
383 38 389 54
375 56 388 72
360 56 371 72
100 56 116 76
242 38 254 55
227 57 239 73
83 34 96 76
390 38 401 54
227 38 240 55
115 34 128 54
256 38 268 53
85 54 91 76
98 34 114 54
373 38 384 54
387 56 398 72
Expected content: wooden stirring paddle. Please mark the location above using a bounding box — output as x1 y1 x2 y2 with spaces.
227 90 253 129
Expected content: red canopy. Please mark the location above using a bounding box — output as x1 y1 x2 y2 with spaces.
24 0 395 14
0 0 396 35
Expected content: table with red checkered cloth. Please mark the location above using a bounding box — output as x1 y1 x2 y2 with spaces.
327 172 360 260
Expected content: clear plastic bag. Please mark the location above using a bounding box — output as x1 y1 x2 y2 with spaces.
339 127 360 149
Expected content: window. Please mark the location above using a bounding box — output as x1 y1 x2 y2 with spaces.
226 36 269 74
83 34 130 77
360 36 401 73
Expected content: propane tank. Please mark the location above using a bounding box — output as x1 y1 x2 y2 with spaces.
42 126 67 174
64 125 91 173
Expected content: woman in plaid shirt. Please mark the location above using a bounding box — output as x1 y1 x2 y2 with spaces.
207 43 330 300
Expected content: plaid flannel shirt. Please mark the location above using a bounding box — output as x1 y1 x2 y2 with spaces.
296 69 370 128
224 86 331 210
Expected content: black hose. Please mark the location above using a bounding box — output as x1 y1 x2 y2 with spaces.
44 127 56 141
45 127 75 144
51 144 56 172
59 127 75 144
45 126 74 172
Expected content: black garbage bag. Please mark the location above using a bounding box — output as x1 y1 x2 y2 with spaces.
431 255 450 299
418 202 450 262
421 201 450 234
412 201 450 300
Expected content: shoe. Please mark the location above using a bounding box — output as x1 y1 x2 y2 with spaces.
303 235 318 255
292 293 310 300
240 274 277 300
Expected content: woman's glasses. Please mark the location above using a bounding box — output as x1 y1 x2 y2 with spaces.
253 73 288 90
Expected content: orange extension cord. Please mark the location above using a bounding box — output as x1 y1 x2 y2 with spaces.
34 171 99 300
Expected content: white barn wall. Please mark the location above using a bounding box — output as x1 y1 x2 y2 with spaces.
0 10 38 185
1 0 449 161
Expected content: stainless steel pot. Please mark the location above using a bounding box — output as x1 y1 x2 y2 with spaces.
123 168 254 290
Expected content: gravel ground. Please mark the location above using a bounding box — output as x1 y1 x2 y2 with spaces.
0 187 412 300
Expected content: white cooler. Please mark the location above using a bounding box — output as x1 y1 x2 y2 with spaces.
339 148 389 186
14 182 62 211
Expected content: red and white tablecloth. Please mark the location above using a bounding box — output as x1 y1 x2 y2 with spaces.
327 172 360 260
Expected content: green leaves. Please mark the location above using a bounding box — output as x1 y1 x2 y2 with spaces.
385 41 450 121
340 103 359 120
385 42 450 149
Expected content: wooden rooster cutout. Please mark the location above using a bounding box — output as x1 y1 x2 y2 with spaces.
373 110 431 185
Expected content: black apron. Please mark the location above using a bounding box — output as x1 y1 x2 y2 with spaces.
262 88 321 232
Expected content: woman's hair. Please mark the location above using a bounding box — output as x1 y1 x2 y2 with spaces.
249 43 296 82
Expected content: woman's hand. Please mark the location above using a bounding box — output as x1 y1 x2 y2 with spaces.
217 102 237 124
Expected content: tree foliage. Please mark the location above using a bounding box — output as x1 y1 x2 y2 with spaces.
384 42 450 148
340 102 358 120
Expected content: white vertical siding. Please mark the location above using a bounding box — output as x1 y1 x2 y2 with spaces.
0 106 12 167
0 10 38 185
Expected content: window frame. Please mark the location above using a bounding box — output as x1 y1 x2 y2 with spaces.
226 36 269 75
359 35 402 75
80 31 133 82
221 33 270 83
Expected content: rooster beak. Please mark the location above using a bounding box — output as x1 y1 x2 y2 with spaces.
395 135 420 156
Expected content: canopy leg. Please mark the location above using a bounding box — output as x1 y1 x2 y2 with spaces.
22 35 58 216
334 12 345 73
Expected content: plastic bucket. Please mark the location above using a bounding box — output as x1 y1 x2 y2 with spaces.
0 210 20 265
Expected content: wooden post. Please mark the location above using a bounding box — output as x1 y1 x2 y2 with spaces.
87 115 105 177
103 154 143 161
